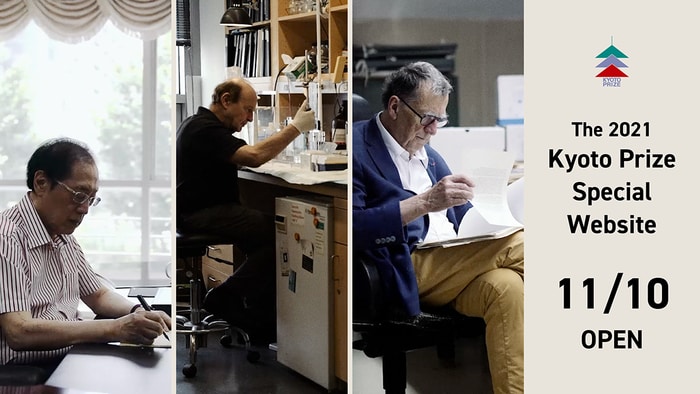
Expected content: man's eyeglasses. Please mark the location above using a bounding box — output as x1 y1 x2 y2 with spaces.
397 96 449 128
56 181 101 207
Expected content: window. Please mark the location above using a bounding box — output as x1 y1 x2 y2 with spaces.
0 20 172 286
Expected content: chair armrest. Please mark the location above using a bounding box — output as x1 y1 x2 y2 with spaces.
352 257 486 360
353 258 385 322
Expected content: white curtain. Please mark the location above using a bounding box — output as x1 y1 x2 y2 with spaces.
0 0 171 43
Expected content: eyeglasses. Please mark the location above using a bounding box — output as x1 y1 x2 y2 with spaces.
397 96 449 128
56 181 101 207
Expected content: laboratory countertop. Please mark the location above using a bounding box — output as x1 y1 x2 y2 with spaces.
243 160 348 185
239 160 349 200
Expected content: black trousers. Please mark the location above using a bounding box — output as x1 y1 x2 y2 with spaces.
179 203 276 307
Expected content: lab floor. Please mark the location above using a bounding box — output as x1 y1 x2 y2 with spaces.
175 332 334 394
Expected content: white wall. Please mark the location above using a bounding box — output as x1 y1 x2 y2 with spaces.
198 0 228 105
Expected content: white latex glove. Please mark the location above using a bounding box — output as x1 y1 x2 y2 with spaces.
291 99 316 133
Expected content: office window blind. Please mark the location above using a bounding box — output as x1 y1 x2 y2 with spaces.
176 0 192 46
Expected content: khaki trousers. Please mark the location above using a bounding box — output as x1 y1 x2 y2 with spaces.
412 231 524 394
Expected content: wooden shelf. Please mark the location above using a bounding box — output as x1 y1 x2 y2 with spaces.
278 11 317 22
224 19 271 35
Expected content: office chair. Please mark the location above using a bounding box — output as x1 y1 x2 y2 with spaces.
352 258 486 394
353 93 374 121
176 231 260 378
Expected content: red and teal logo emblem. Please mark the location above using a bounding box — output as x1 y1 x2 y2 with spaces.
595 37 627 87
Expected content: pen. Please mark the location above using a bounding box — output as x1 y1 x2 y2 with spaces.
136 294 170 341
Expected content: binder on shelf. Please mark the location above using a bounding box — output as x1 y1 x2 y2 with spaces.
246 0 270 23
226 26 272 78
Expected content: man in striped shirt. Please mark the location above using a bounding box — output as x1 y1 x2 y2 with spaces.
0 138 171 377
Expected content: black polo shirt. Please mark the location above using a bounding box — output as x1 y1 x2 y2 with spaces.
176 107 247 217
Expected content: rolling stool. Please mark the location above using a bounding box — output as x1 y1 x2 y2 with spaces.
176 231 260 378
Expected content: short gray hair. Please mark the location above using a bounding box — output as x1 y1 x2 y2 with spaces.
381 61 452 109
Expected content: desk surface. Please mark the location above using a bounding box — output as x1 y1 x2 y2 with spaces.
45 343 172 394
51 287 173 394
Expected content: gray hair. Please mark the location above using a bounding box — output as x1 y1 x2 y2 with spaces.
381 61 452 109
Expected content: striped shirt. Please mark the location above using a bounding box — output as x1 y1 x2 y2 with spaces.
0 193 102 364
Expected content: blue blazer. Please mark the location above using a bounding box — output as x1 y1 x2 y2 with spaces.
353 118 471 316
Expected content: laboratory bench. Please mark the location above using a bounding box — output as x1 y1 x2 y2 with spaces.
201 162 348 388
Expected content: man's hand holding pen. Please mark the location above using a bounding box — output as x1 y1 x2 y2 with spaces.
117 298 172 345
137 295 170 341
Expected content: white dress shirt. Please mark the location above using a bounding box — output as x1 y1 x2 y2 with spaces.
376 114 456 243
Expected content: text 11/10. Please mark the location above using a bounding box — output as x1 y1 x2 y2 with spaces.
559 274 669 314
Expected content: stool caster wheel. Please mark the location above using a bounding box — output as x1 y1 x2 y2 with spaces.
247 350 260 363
220 334 233 347
183 363 197 378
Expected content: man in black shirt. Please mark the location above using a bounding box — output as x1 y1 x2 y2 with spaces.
176 78 315 342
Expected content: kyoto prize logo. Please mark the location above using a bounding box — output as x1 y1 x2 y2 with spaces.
595 37 628 87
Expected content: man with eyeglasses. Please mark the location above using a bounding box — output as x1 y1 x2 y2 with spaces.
0 138 171 379
353 62 524 394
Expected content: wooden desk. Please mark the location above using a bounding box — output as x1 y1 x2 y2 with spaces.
45 343 172 394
